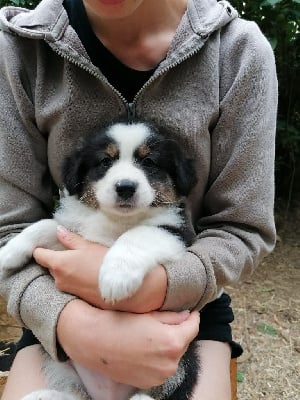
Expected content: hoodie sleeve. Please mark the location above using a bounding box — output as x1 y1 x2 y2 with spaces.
161 20 278 311
0 32 75 360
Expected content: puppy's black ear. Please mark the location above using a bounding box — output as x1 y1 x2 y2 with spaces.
173 155 198 196
62 147 85 196
165 141 198 196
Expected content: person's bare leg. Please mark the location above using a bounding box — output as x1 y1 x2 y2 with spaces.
192 340 232 400
2 341 231 400
1 344 46 400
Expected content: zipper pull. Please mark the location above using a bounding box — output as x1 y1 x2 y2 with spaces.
127 102 136 122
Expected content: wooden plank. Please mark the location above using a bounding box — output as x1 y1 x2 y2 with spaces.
230 358 237 400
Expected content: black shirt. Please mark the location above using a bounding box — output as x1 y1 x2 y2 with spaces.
63 0 155 102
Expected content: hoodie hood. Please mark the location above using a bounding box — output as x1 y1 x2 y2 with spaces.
187 0 238 37
0 0 238 42
0 0 67 41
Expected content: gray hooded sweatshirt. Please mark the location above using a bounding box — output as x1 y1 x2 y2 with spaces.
0 0 277 360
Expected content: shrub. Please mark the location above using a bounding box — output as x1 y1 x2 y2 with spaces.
0 0 39 7
232 0 300 206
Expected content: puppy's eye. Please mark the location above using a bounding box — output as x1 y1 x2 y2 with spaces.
141 157 156 167
100 157 113 168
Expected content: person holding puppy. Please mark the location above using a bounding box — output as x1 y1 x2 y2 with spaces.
0 0 277 399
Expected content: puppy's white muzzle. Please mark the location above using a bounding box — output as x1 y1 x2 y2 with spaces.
93 161 155 215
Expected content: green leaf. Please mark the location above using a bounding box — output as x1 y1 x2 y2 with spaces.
267 36 278 49
256 286 275 292
292 0 300 4
257 323 277 336
261 0 283 6
237 371 245 383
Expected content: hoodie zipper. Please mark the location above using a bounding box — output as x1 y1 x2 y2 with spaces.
48 36 205 123
127 102 136 122
130 38 207 105
52 44 138 121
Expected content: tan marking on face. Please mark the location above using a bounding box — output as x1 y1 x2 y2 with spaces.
79 184 99 209
152 180 178 206
137 144 150 159
106 143 118 159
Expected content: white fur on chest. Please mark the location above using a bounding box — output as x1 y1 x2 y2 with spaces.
55 195 184 247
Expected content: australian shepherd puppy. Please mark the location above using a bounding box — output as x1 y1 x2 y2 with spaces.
0 121 199 400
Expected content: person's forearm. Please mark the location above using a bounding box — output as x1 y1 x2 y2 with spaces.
59 262 167 313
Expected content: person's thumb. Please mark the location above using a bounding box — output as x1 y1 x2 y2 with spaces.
151 310 193 325
56 225 87 250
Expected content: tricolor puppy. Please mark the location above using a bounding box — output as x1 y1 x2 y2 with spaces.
0 121 198 400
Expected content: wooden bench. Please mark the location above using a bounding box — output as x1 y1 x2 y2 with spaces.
230 358 238 400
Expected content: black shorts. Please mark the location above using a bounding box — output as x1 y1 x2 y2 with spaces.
15 293 243 359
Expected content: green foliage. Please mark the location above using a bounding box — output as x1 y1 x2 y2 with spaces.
237 371 245 383
232 0 300 205
1 0 300 204
0 0 39 7
257 322 278 336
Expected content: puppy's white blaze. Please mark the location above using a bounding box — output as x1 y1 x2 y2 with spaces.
108 122 151 160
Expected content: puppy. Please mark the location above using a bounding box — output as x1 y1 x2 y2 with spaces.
0 121 198 400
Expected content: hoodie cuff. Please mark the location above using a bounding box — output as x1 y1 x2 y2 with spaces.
19 274 76 361
161 251 217 311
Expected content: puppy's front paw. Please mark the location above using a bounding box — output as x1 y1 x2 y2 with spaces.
99 257 145 303
21 389 75 400
130 394 154 400
0 239 33 271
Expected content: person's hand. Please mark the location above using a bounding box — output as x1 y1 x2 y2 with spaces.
33 227 167 312
57 299 200 389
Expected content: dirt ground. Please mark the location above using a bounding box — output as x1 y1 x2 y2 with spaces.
226 208 300 400
0 208 299 399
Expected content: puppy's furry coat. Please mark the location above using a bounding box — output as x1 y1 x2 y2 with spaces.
0 121 198 400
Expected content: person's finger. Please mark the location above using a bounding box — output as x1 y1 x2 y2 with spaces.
176 311 200 342
56 225 87 250
33 247 57 269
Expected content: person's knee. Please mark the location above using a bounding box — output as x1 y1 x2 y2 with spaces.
1 345 46 400
191 340 231 400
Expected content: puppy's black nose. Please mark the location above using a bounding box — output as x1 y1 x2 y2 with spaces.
115 180 137 200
